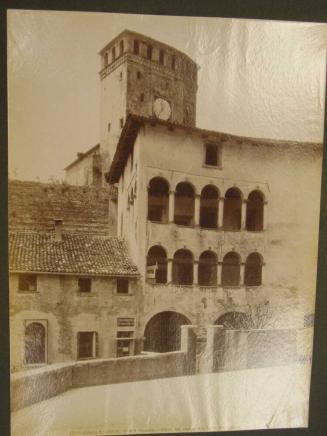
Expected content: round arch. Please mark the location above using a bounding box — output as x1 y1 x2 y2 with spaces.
246 190 265 231
174 182 195 226
143 311 191 353
223 187 243 230
146 245 168 284
147 177 170 223
200 185 219 229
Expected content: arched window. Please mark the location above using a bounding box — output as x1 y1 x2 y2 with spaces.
146 246 168 284
200 185 219 229
198 251 217 286
174 182 195 226
246 190 264 231
173 249 193 285
244 253 263 286
148 177 169 223
221 252 240 287
25 322 46 364
223 188 242 230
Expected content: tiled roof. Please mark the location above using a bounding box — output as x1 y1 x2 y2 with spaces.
9 232 139 277
9 180 111 235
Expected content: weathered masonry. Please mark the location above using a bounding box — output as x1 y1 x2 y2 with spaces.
9 223 139 371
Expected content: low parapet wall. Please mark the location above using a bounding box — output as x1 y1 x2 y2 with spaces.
11 351 188 412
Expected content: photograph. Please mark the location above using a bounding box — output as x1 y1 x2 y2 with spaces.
7 9 327 435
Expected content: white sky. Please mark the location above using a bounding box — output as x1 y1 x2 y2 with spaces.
7 10 327 182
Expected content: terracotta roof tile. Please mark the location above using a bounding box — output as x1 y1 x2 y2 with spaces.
9 232 139 277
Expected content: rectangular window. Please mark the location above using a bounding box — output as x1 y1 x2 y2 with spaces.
116 331 134 357
120 117 124 128
159 49 165 65
19 274 37 292
77 331 98 359
171 55 176 70
140 93 144 102
119 40 124 56
104 53 108 67
205 143 221 167
107 122 111 132
147 45 153 60
78 277 91 293
112 47 116 61
117 278 129 294
134 40 139 55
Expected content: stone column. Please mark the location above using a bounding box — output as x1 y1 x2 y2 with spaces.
169 190 175 223
241 199 247 230
217 262 222 286
263 201 268 230
240 262 245 286
218 197 224 229
167 258 173 283
193 260 199 285
194 194 201 226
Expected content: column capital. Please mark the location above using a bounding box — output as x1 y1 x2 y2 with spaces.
169 190 176 195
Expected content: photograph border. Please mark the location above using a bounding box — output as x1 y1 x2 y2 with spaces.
1 1 327 435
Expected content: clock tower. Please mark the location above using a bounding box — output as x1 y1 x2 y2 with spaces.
99 30 198 176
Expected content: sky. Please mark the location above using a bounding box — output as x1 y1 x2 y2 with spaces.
7 10 327 182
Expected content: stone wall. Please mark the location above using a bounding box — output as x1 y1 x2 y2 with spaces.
11 363 74 411
72 351 187 388
11 352 188 411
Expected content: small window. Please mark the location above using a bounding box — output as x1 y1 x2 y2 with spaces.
117 331 134 357
77 331 98 359
120 118 124 128
117 278 129 294
119 71 123 81
134 40 139 55
19 274 37 292
159 49 165 65
140 93 144 102
119 40 124 56
108 122 111 132
78 277 91 293
137 71 142 80
171 55 176 70
205 144 220 167
112 47 116 61
147 45 153 60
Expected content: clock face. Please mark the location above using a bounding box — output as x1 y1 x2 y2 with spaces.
153 98 171 121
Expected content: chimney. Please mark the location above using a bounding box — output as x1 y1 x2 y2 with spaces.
54 219 63 241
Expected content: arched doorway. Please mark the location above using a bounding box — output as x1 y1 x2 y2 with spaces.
25 322 46 364
144 311 191 353
215 311 248 329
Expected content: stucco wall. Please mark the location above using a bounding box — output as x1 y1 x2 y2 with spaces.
118 123 322 331
10 273 140 371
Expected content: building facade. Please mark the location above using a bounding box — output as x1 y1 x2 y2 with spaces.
11 31 322 371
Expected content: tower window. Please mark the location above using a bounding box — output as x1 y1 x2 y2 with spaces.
140 93 145 102
147 45 153 60
108 122 111 132
117 278 129 294
119 40 124 56
78 277 91 293
120 118 124 128
112 47 116 62
104 53 108 67
134 40 140 55
205 143 220 167
159 49 165 65
171 55 176 70
137 71 142 80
